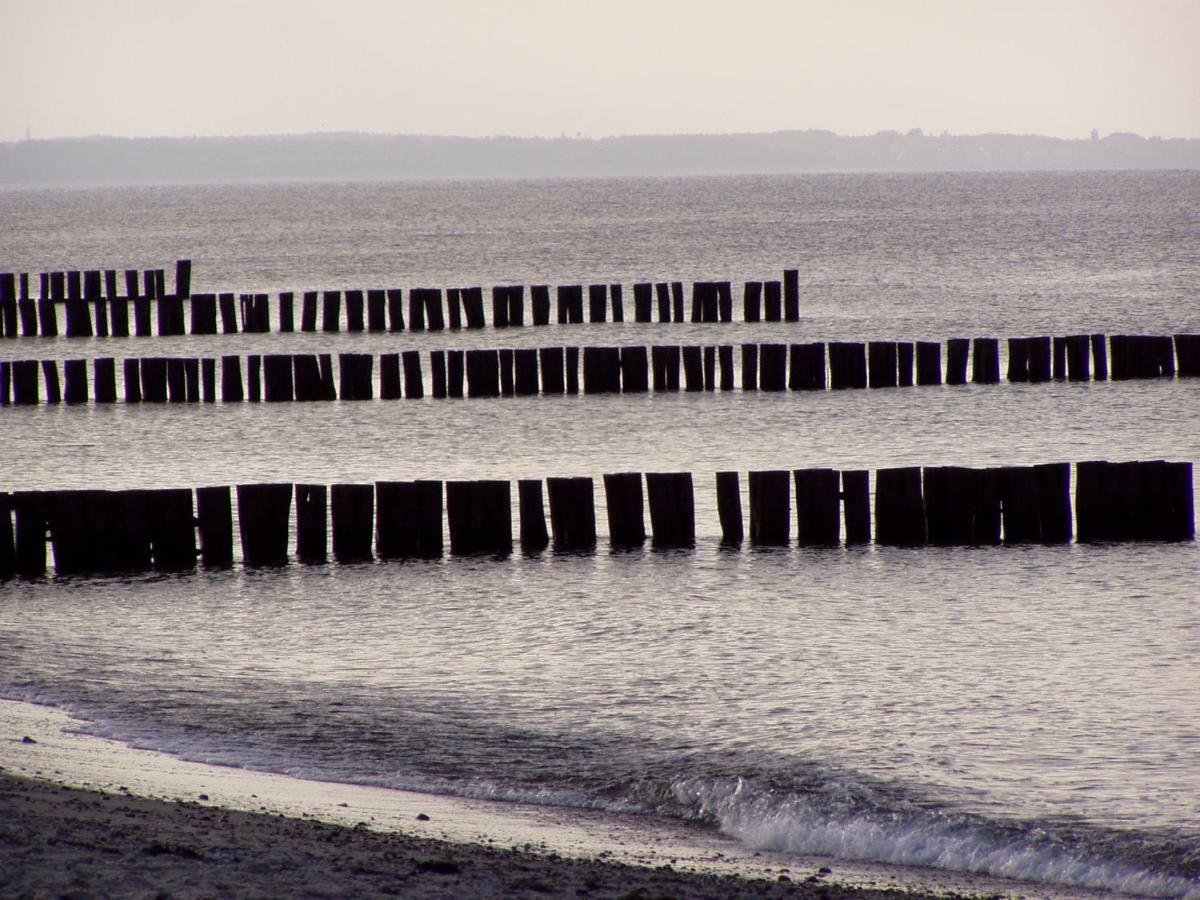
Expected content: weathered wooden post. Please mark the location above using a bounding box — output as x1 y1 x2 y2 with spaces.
603 473 646 547
841 470 871 544
875 467 925 546
589 284 608 323
448 349 465 397
12 492 47 577
944 339 969 385
760 344 787 391
195 485 233 568
868 341 898 388
547 477 596 551
402 350 424 399
165 359 186 403
749 470 790 545
829 342 867 389
299 291 317 331
896 342 914 386
247 354 262 402
512 348 539 396
566 346 580 394
1028 336 1052 382
518 479 550 553
39 273 59 337
509 285 526 326
581 346 619 393
264 354 295 402
682 345 704 391
42 360 62 404
63 359 88 404
378 353 401 400
1007 338 1029 382
279 291 296 332
466 349 500 398
138 358 165 403
343 353 375 400
924 466 977 545
446 480 511 556
716 471 743 544
425 288 447 331
671 281 685 322
915 341 941 385
202 358 216 402
294 484 327 564
93 358 116 404
633 283 653 322
540 347 565 394
221 355 244 402
332 483 375 562
123 359 141 403
794 468 840 545
237 483 293 566
645 472 695 547
763 281 782 322
431 351 448 399
620 346 648 393
531 285 551 326
1065 335 1090 380
1034 462 1072 543
149 489 197 571
462 286 486 328
719 345 734 390
322 290 342 332
376 480 443 559
741 344 759 390
344 290 365 332
972 338 1000 384
783 269 799 321
655 282 672 322
218 292 238 334
789 343 826 390
190 293 217 335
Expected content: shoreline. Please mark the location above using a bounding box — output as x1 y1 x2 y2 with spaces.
0 699 1120 899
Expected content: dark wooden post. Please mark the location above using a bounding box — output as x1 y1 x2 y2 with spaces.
376 480 443 559
300 291 318 331
12 492 47 576
0 492 13 580
1176 334 1200 377
719 345 734 390
322 290 342 332
65 270 93 338
86 270 108 337
166 358 187 403
547 477 596 551
39 272 59 337
279 291 296 332
741 281 762 323
63 359 88 404
247 354 262 402
741 344 758 390
923 466 977 546
237 483 293 566
749 470 790 545
92 358 117 404
501 349 516 396
387 288 406 331
620 346 648 393
915 341 941 385
603 472 646 547
424 288 446 331
492 287 511 328
589 284 607 323
509 285 526 326
122 359 141 403
0 273 15 339
539 347 565 394
431 351 448 399
716 471 743 544
945 339 969 385
0 361 9 405
202 358 216 402
566 347 580 394
402 350 424 399
763 281 782 321
897 342 915 386
190 293 217 335
195 485 233 568
633 283 653 322
972 338 1000 384
448 349 465 397
446 480 512 556
1052 336 1068 380
1066 335 1090 380
655 282 672 322
1007 338 1029 382
264 354 295 402
829 342 867 389
1091 334 1108 380
42 360 62 404
841 470 871 544
332 483 375 562
999 466 1040 543
511 348 538 396
875 467 925 546
149 489 196 571
518 479 550 553
671 282 684 322
1028 336 1052 382
379 353 401 400
186 359 202 402
466 349 500 398
868 341 898 388
218 292 238 334
583 346 621 393
557 285 583 324
783 269 799 321
794 468 840 545
645 472 694 547
462 287 486 328
1034 462 1072 544
682 345 703 391
345 290 365 332
789 343 826 390
295 484 327 564
531 285 551 325
703 346 715 390
760 344 787 391
19 276 39 337
221 355 244 402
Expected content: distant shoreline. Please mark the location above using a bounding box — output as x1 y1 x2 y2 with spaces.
2 129 1197 189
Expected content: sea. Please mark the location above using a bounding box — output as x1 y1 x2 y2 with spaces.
1 171 1198 898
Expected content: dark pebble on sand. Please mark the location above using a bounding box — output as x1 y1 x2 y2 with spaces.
197 794 209 801
417 813 430 821
22 736 37 744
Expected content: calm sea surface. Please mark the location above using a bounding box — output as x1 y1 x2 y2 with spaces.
1 172 1198 898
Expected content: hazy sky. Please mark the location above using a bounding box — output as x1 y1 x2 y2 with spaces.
1 0 1197 143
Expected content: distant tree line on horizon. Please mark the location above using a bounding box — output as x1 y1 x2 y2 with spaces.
1 129 1197 187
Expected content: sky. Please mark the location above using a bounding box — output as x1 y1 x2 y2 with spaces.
1 0 1198 143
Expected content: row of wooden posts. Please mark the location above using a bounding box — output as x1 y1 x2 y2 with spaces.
0 460 1191 578
3 333 1198 406
0 265 803 338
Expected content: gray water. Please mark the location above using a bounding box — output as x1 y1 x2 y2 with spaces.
1 172 1198 898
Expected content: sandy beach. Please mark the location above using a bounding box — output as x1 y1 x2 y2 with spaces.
0 700 1120 899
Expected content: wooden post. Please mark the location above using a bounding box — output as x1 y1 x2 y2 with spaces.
671 282 685 323
42 360 61 404
0 361 9 405
759 344 787 391
0 272 15 339
87 270 108 337
462 287 486 328
763 281 782 321
620 346 648 393
65 270 93 338
247 355 262 402
402 350 424 399
539 347 565 394
466 349 500 398
915 341 941 385
719 345 734 390
149 488 196 570
40 272 59 338
789 343 826 390
703 346 715 390
422 288 446 331
190 293 217 335
1176 334 1200 377
237 483 293 566
841 470 870 545
682 345 703 391
1090 334 1108 380
894 341 914 387
63 359 88 404
387 288 406 331
514 348 540 395
376 480 443 559
19 278 39 337
633 283 653 322
263 354 294 402
741 344 758 390
295 484 327 563
498 348 515 396
137 358 164 403
518 479 550 553
186 358 201 402
12 492 47 576
972 338 1000 384
1065 335 1090 380
566 346 580 394
868 341 898 388
0 492 13 580
557 285 581 324
175 259 192 300
749 470 790 545
91 358 117 404
1052 336 1067 380
345 290 365 332
783 269 799 321
875 467 925 546
1034 462 1072 544
221 355 243 402
1028 336 1052 382
218 292 238 334
589 284 607 323
509 285 526 326
121 359 141 403
945 339 969 385
793 468 840 545
195 485 233 568
655 282 672 322
547 477 596 551
280 291 296 332
446 480 511 556
448 349 465 397
531 285 551 326
492 287 511 328
1007 338 1029 382
301 291 318 331
646 472 694 547
379 353 401 400
322 290 342 332
202 358 216 402
923 466 978 546
332 483 375 562
166 358 187 403
829 342 867 389
715 471 743 544
430 350 448 399
603 472 646 547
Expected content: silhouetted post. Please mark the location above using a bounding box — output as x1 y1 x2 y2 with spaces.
19 276 39 337
375 480 443 559
603 472 646 547
387 289 405 331
972 338 1000 384
655 282 672 322
93 358 116 404
1052 337 1067 380
297 290 316 331
123 359 141 403
462 287 486 328
87 270 108 337
841 470 871 544
318 354 336 400
0 493 13 580
652 345 680 392
186 359 201 402
65 270 93 338
466 349 500 398
998 466 1039 543
221 355 243 402
219 292 238 334
749 470 790 545
915 341 941 385
794 468 840 545
719 345 734 390
430 350 448 399
645 472 694 547
190 293 217 335
247 354 262 402
671 282 684 322
0 273 15 338
11 492 47 576
345 290 365 332
513 348 539 396
518 479 550 553
379 353 401 400
295 484 327 564
760 344 787 391
264 354 294 402
41 360 61 404
716 471 743 544
509 285 526 326
924 466 977 546
492 287 511 328
716 281 732 322
783 269 799 321
1007 338 1030 382
540 347 565 394
0 361 9 405
446 480 512 556
446 288 463 330
322 290 342 332
547 477 596 551
196 485 233 568
875 467 925 546
402 350 424 399
331 483 374 562
946 339 969 385
682 345 703 391
566 347 580 394
175 259 191 301
499 348 515 396
1034 462 1072 544
896 342 914 386
39 273 59 337
868 341 898 388
589 284 607 323
704 345 716 390
424 289 447 331
448 349 465 397
634 283 653 322
789 343 826 390
63 359 87 404
763 281 782 322
237 483 293 566
1066 335 1090 380
1091 333 1108 380
202 358 216 402
280 291 296 332
829 342 867 389
620 346 649 393
741 344 758 390
557 285 579 324
1176 334 1200 377
531 285 551 325
1029 336 1052 382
